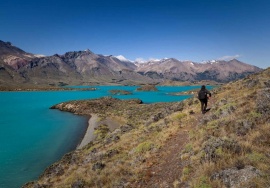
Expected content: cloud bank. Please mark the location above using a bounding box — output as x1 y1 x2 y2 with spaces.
218 54 241 61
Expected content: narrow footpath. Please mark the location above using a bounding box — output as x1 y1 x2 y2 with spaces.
132 128 190 188
132 97 216 188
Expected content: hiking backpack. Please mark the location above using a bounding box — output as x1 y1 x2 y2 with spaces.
198 90 206 99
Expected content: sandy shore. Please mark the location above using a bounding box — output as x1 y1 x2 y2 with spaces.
77 114 121 149
77 114 99 149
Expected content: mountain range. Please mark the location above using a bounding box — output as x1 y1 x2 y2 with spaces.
0 40 262 87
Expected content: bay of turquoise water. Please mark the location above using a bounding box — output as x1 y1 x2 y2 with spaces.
0 85 208 188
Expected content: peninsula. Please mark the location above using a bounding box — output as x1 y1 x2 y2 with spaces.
24 68 270 187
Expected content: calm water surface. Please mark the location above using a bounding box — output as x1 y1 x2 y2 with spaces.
0 85 209 187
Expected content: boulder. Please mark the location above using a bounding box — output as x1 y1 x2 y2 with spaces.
71 179 86 188
256 88 270 122
212 165 261 188
92 162 105 171
202 137 241 162
120 124 134 133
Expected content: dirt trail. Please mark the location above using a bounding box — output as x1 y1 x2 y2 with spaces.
133 128 190 188
132 97 216 188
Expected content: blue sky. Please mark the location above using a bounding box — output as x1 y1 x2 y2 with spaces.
1 0 269 68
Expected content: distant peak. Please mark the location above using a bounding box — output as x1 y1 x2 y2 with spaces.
0 40 12 45
114 55 131 62
82 49 94 54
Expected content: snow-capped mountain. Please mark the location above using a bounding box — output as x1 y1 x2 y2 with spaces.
135 58 262 82
0 40 262 87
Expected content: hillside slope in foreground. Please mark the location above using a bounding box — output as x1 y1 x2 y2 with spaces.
24 68 269 188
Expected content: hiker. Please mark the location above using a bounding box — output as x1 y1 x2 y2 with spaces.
198 85 211 114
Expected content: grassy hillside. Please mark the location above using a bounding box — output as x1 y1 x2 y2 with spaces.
24 68 269 188
178 68 270 187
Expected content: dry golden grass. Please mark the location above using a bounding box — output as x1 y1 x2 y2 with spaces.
25 68 270 188
179 69 270 187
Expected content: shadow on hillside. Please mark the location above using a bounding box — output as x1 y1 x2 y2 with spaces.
204 108 211 114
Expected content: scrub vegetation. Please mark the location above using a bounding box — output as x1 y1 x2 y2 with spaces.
24 68 269 188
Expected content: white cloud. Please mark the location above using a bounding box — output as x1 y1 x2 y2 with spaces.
217 54 241 61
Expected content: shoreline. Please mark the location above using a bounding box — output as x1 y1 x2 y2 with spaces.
76 114 121 149
77 114 99 149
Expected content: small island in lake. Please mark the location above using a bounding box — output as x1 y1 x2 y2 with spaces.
109 89 132 95
136 85 158 91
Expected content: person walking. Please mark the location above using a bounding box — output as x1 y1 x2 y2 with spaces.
198 85 211 114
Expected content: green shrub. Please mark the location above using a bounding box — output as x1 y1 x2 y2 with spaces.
182 167 190 175
134 141 154 153
194 176 212 188
206 120 219 130
247 152 267 163
174 113 187 121
94 124 110 140
184 143 193 153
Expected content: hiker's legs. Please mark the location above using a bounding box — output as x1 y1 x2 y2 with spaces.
204 100 208 111
200 99 208 113
200 100 204 113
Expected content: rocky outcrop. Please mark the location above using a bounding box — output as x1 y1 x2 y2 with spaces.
92 162 106 171
212 166 261 188
256 88 270 122
202 137 241 162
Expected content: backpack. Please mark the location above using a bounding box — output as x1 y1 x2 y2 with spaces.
198 90 206 99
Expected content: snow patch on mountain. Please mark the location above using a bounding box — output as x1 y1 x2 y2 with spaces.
149 58 160 62
115 55 130 62
135 58 147 64
34 54 46 58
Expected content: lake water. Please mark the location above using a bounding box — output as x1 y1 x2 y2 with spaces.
0 85 207 187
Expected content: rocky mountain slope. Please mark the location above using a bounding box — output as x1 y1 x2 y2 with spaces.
0 40 262 88
0 41 36 86
24 68 270 187
0 40 153 87
0 40 36 70
136 58 262 82
19 50 152 86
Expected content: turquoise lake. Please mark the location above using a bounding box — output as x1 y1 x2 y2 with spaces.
0 85 209 188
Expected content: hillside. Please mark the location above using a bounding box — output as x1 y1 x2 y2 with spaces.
136 58 262 82
0 40 37 87
0 40 153 87
0 40 262 88
24 68 270 188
